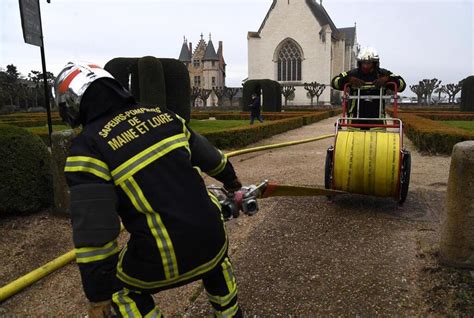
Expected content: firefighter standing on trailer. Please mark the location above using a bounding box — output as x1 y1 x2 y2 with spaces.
54 62 243 317
331 47 406 121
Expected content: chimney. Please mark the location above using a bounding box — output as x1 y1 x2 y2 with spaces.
189 42 193 54
218 41 223 58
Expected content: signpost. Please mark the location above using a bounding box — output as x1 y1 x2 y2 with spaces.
18 0 53 146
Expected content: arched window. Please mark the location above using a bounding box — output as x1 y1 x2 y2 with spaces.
276 40 302 82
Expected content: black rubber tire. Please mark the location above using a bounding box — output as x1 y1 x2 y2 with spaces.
325 147 334 200
325 147 334 189
399 150 411 205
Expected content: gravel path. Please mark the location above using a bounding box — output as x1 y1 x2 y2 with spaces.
0 116 456 316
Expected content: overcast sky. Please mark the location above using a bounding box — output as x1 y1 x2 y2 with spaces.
1 0 473 96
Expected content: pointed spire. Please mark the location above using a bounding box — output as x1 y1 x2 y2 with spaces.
200 33 204 40
178 36 192 62
202 35 219 61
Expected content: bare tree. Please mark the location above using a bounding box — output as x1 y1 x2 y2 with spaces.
446 83 462 103
281 85 295 106
434 85 447 104
304 82 326 106
410 84 425 105
198 88 212 107
224 87 240 107
212 86 225 106
419 78 441 105
190 86 200 107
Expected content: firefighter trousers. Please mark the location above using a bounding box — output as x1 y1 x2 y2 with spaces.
111 257 242 317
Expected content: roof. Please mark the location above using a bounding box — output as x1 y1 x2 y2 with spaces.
202 39 219 61
338 27 356 45
305 0 339 37
178 41 191 62
251 0 353 41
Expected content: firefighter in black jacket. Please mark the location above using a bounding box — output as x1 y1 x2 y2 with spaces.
54 62 243 317
331 47 406 121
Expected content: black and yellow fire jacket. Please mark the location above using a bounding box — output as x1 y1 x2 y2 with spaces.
65 105 237 301
331 68 406 118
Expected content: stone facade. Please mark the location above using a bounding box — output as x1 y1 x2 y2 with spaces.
179 34 226 106
248 0 358 105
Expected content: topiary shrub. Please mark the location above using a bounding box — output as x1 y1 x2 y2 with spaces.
159 58 191 122
0 125 52 214
460 76 474 112
242 80 262 111
104 58 140 98
138 56 167 106
242 79 282 112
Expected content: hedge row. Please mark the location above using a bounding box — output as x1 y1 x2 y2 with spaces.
203 117 304 149
419 113 474 121
200 109 341 149
398 113 474 154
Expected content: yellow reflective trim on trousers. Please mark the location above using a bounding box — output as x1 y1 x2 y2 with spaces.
65 156 111 181
117 235 228 290
112 134 189 185
120 177 178 280
334 77 341 89
207 258 237 307
215 302 240 318
112 288 141 318
207 151 227 176
144 307 162 318
75 240 119 264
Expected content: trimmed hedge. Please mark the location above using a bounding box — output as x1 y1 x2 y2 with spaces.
399 113 474 154
105 56 191 121
104 58 140 98
202 117 304 148
199 109 341 149
138 56 167 106
242 79 282 112
461 76 474 112
0 125 52 214
159 58 191 122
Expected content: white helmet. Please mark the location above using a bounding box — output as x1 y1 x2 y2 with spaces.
53 62 115 127
357 46 379 62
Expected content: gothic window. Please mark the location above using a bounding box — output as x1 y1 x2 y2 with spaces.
277 40 302 82
212 77 216 86
212 61 216 67
193 59 200 67
194 76 201 87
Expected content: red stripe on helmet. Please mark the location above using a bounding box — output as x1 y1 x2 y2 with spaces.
58 69 81 93
88 64 101 68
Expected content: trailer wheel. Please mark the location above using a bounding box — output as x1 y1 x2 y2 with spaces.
325 147 334 200
399 150 411 205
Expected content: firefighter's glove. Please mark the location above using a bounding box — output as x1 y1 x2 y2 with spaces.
374 76 390 88
224 178 243 193
88 300 113 318
348 77 365 88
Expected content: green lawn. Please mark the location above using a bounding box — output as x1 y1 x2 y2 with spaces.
24 120 249 135
443 121 474 132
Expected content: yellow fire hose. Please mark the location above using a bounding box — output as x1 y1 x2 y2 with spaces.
226 134 334 158
0 133 334 303
333 131 400 198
